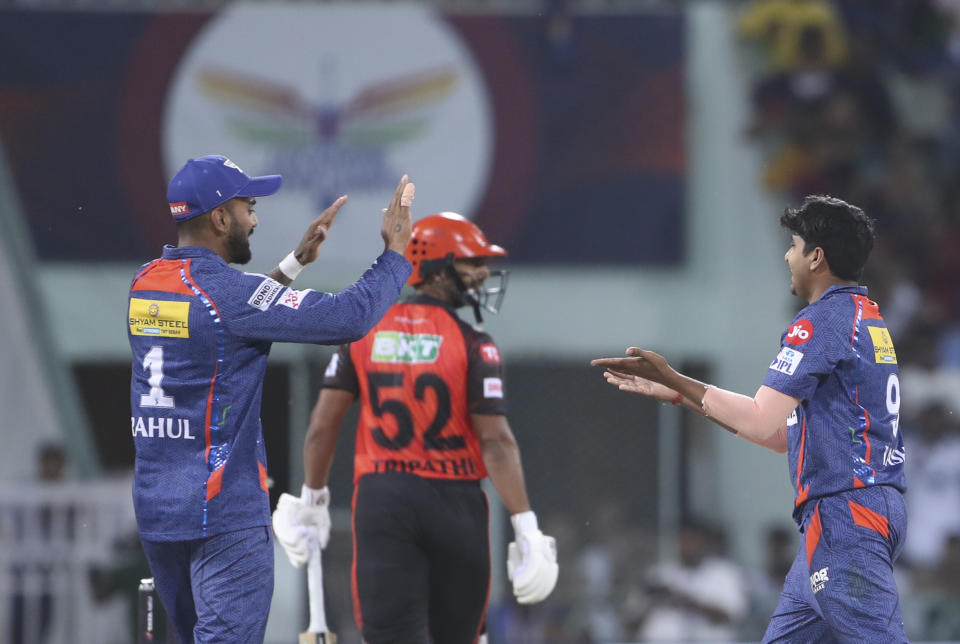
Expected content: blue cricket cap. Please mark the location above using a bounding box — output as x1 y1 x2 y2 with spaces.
167 155 283 222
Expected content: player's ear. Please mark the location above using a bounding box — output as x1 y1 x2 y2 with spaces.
211 206 230 233
810 246 825 271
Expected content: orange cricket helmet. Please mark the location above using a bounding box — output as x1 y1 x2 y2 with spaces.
405 212 507 286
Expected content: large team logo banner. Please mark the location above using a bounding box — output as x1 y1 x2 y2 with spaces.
164 5 493 267
0 5 684 266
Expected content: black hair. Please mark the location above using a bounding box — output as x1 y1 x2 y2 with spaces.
779 195 876 281
176 210 212 235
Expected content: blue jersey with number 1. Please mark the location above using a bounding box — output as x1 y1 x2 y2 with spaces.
128 245 410 541
762 285 906 525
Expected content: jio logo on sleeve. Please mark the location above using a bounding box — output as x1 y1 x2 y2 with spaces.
786 319 814 345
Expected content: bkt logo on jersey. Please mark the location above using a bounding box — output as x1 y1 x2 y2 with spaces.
372 331 443 364
810 567 829 593
785 319 814 345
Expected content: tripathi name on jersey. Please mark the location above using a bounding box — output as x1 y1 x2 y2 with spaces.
370 456 479 477
132 416 196 440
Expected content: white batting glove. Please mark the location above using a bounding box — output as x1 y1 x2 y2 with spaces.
506 511 558 604
271 486 331 568
299 484 332 549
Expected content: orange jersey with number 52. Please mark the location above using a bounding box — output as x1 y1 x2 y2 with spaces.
324 296 506 484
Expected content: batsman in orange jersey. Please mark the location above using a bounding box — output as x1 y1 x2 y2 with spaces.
273 213 558 644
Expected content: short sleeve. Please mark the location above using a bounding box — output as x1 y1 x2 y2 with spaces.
466 332 507 415
762 307 845 401
322 344 358 396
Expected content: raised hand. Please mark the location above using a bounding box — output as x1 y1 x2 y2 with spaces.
294 195 348 266
381 174 414 254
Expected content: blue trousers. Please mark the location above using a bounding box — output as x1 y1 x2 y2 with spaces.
141 526 274 644
763 486 908 643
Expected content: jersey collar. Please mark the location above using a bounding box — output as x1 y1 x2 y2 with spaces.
161 245 228 266
406 293 460 316
818 284 868 301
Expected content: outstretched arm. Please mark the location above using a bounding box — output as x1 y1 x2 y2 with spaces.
593 349 797 453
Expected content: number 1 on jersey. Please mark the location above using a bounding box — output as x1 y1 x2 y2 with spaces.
140 346 175 408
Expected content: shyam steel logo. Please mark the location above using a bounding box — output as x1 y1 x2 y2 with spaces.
868 326 898 364
163 5 492 265
129 299 190 339
372 331 443 364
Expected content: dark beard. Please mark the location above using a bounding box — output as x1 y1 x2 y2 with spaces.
448 283 468 308
226 228 252 265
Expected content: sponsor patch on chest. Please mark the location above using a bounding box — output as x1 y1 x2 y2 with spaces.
868 326 898 364
129 298 190 338
770 347 804 375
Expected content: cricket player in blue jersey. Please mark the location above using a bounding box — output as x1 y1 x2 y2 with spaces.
593 195 908 642
128 154 415 643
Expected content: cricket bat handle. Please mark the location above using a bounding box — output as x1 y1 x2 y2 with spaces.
299 547 337 644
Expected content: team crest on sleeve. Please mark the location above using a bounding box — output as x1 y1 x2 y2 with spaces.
483 377 503 398
479 343 501 364
785 319 813 345
867 327 898 364
770 347 804 375
247 278 284 311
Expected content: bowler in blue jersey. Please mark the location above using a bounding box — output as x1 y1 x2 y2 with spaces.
593 195 908 642
128 155 415 643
